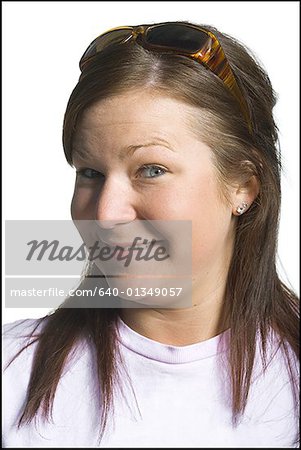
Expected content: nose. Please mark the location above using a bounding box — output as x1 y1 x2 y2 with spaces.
95 175 137 228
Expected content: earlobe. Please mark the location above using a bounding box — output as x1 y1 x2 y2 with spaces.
235 202 248 215
232 175 260 216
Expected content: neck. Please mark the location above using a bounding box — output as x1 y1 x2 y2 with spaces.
120 227 235 346
120 272 229 346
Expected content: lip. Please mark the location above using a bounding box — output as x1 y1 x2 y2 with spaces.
102 240 164 249
105 242 136 248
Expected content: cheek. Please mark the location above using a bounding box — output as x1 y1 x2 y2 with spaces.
149 176 220 219
71 187 95 220
169 177 234 271
192 202 232 256
147 179 234 266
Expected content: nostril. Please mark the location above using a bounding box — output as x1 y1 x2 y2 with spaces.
94 192 137 225
94 220 118 230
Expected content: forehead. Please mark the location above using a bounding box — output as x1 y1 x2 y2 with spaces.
75 91 198 141
71 90 213 164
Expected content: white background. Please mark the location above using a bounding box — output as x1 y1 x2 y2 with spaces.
2 1 299 324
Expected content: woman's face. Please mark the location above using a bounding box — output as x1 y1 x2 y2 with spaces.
71 90 237 302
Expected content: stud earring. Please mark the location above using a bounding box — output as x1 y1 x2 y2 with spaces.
236 202 248 215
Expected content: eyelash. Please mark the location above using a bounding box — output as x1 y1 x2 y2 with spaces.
76 168 102 180
76 165 167 180
137 165 167 178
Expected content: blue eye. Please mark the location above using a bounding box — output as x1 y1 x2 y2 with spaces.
77 168 102 179
139 165 167 178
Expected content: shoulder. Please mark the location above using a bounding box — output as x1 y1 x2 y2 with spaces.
2 316 48 342
2 315 95 380
3 317 47 336
2 317 49 370
251 328 299 392
264 329 298 376
247 329 299 420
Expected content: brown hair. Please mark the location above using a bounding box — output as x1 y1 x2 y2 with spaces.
9 21 299 443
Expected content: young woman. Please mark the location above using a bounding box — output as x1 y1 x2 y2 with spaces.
3 22 299 447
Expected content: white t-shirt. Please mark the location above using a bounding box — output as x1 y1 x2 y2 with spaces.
2 316 299 448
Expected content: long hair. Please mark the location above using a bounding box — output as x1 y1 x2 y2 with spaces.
9 22 299 442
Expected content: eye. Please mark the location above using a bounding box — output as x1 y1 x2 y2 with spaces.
138 165 167 178
76 168 103 179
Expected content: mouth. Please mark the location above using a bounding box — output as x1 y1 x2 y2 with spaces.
103 240 166 251
92 238 171 271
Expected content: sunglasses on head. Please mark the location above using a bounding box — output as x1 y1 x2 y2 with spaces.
79 22 252 133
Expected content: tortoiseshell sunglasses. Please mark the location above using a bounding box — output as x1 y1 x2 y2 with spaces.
80 22 252 133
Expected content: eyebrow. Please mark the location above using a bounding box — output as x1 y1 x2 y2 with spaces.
120 140 175 160
72 139 175 162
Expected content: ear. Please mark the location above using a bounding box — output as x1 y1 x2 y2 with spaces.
230 175 260 216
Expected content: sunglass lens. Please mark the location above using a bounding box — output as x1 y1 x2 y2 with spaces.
145 24 208 53
80 29 132 69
